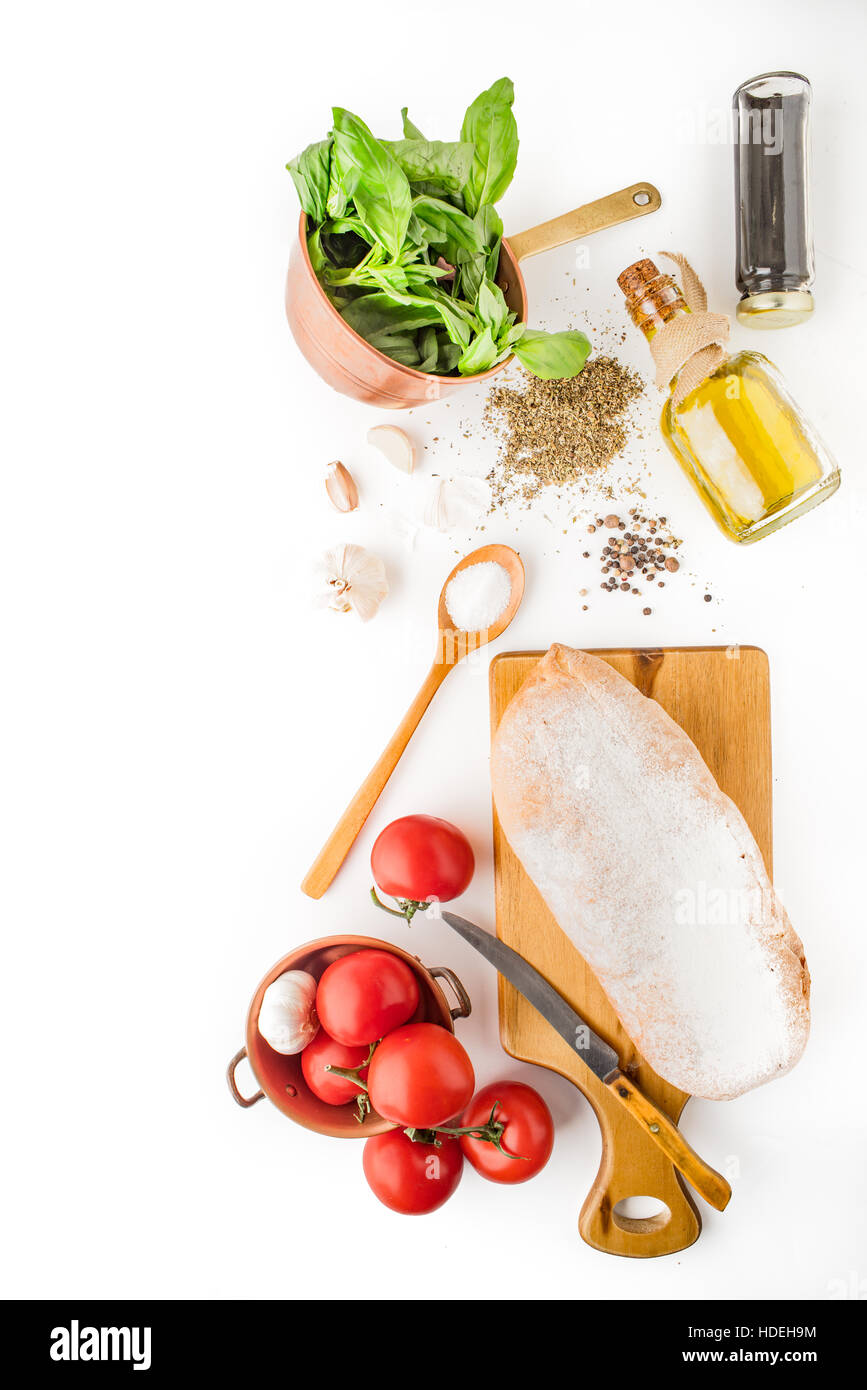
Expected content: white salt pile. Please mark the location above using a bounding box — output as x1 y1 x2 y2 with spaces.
445 561 512 632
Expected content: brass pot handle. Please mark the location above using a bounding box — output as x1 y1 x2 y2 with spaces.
506 182 662 263
226 1047 264 1109
428 965 472 1021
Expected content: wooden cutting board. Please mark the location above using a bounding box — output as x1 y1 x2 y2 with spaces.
489 646 771 1258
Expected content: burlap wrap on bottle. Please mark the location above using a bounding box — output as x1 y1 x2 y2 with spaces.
650 253 730 407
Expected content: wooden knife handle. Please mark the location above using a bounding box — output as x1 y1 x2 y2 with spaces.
605 1071 732 1212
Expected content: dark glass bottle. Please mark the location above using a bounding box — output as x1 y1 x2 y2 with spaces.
733 72 814 328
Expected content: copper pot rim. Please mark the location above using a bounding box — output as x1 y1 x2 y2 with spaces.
296 212 527 388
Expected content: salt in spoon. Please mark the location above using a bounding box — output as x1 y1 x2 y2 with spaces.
301 544 525 898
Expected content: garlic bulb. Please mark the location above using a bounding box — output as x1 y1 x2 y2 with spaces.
318 543 388 622
257 970 319 1055
325 460 359 513
423 477 490 532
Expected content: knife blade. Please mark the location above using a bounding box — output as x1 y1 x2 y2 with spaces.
440 910 620 1083
438 909 731 1212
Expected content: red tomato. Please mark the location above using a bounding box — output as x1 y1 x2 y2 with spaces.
362 1129 462 1215
300 1028 371 1106
371 815 474 908
367 1023 474 1129
316 949 419 1047
459 1082 554 1184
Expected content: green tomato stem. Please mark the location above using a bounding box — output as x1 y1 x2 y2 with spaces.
322 1039 379 1092
403 1103 529 1159
369 886 432 924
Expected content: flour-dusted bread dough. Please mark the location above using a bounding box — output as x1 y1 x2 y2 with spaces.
490 644 809 1100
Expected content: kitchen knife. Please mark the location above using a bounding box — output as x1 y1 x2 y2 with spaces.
440 910 731 1212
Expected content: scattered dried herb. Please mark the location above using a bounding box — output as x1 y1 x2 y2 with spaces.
483 355 644 506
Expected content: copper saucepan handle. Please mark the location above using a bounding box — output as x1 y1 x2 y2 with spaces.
506 182 662 262
226 1047 264 1109
427 964 472 1021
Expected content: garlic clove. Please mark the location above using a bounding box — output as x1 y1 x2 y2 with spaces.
318 543 388 622
257 970 319 1056
423 476 490 532
367 425 416 474
325 460 359 513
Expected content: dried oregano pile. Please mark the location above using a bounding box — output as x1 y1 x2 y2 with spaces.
482 356 645 506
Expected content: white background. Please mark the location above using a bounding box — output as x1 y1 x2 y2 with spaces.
2 0 866 1302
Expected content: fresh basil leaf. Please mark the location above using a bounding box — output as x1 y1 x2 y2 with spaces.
458 327 499 375
401 107 426 141
460 78 519 216
417 324 439 372
368 330 422 366
404 211 427 247
330 258 446 292
475 277 509 337
384 140 475 196
436 338 462 373
307 226 327 275
325 159 359 220
286 139 332 224
511 328 591 379
459 254 484 304
415 184 466 212
390 284 475 346
324 215 372 238
340 293 443 339
331 108 412 259
340 288 474 353
412 195 484 256
473 203 504 278
475 202 503 248
403 262 450 285
500 323 526 348
368 265 411 293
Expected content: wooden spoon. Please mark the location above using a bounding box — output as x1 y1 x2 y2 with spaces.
301 544 525 899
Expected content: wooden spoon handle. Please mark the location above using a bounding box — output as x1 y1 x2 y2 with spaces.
507 182 661 262
605 1070 732 1212
301 663 451 899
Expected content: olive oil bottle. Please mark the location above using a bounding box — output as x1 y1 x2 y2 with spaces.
618 259 839 543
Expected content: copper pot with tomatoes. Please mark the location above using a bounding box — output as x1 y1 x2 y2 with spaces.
226 935 471 1139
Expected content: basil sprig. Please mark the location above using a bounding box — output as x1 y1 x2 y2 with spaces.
286 80 590 380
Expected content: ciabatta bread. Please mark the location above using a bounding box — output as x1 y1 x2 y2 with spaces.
490 644 809 1100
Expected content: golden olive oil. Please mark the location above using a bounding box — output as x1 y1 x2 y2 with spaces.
619 261 839 543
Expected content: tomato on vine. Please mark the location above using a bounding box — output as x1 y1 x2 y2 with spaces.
459 1082 554 1183
367 1022 475 1129
362 1129 463 1215
370 815 474 923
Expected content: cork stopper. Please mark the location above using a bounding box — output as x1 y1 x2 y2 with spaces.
616 258 662 297
618 258 687 336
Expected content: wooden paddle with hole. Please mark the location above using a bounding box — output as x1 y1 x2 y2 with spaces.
490 646 772 1257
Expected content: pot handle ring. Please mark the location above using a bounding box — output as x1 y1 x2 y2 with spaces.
428 965 472 1021
226 1047 264 1108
